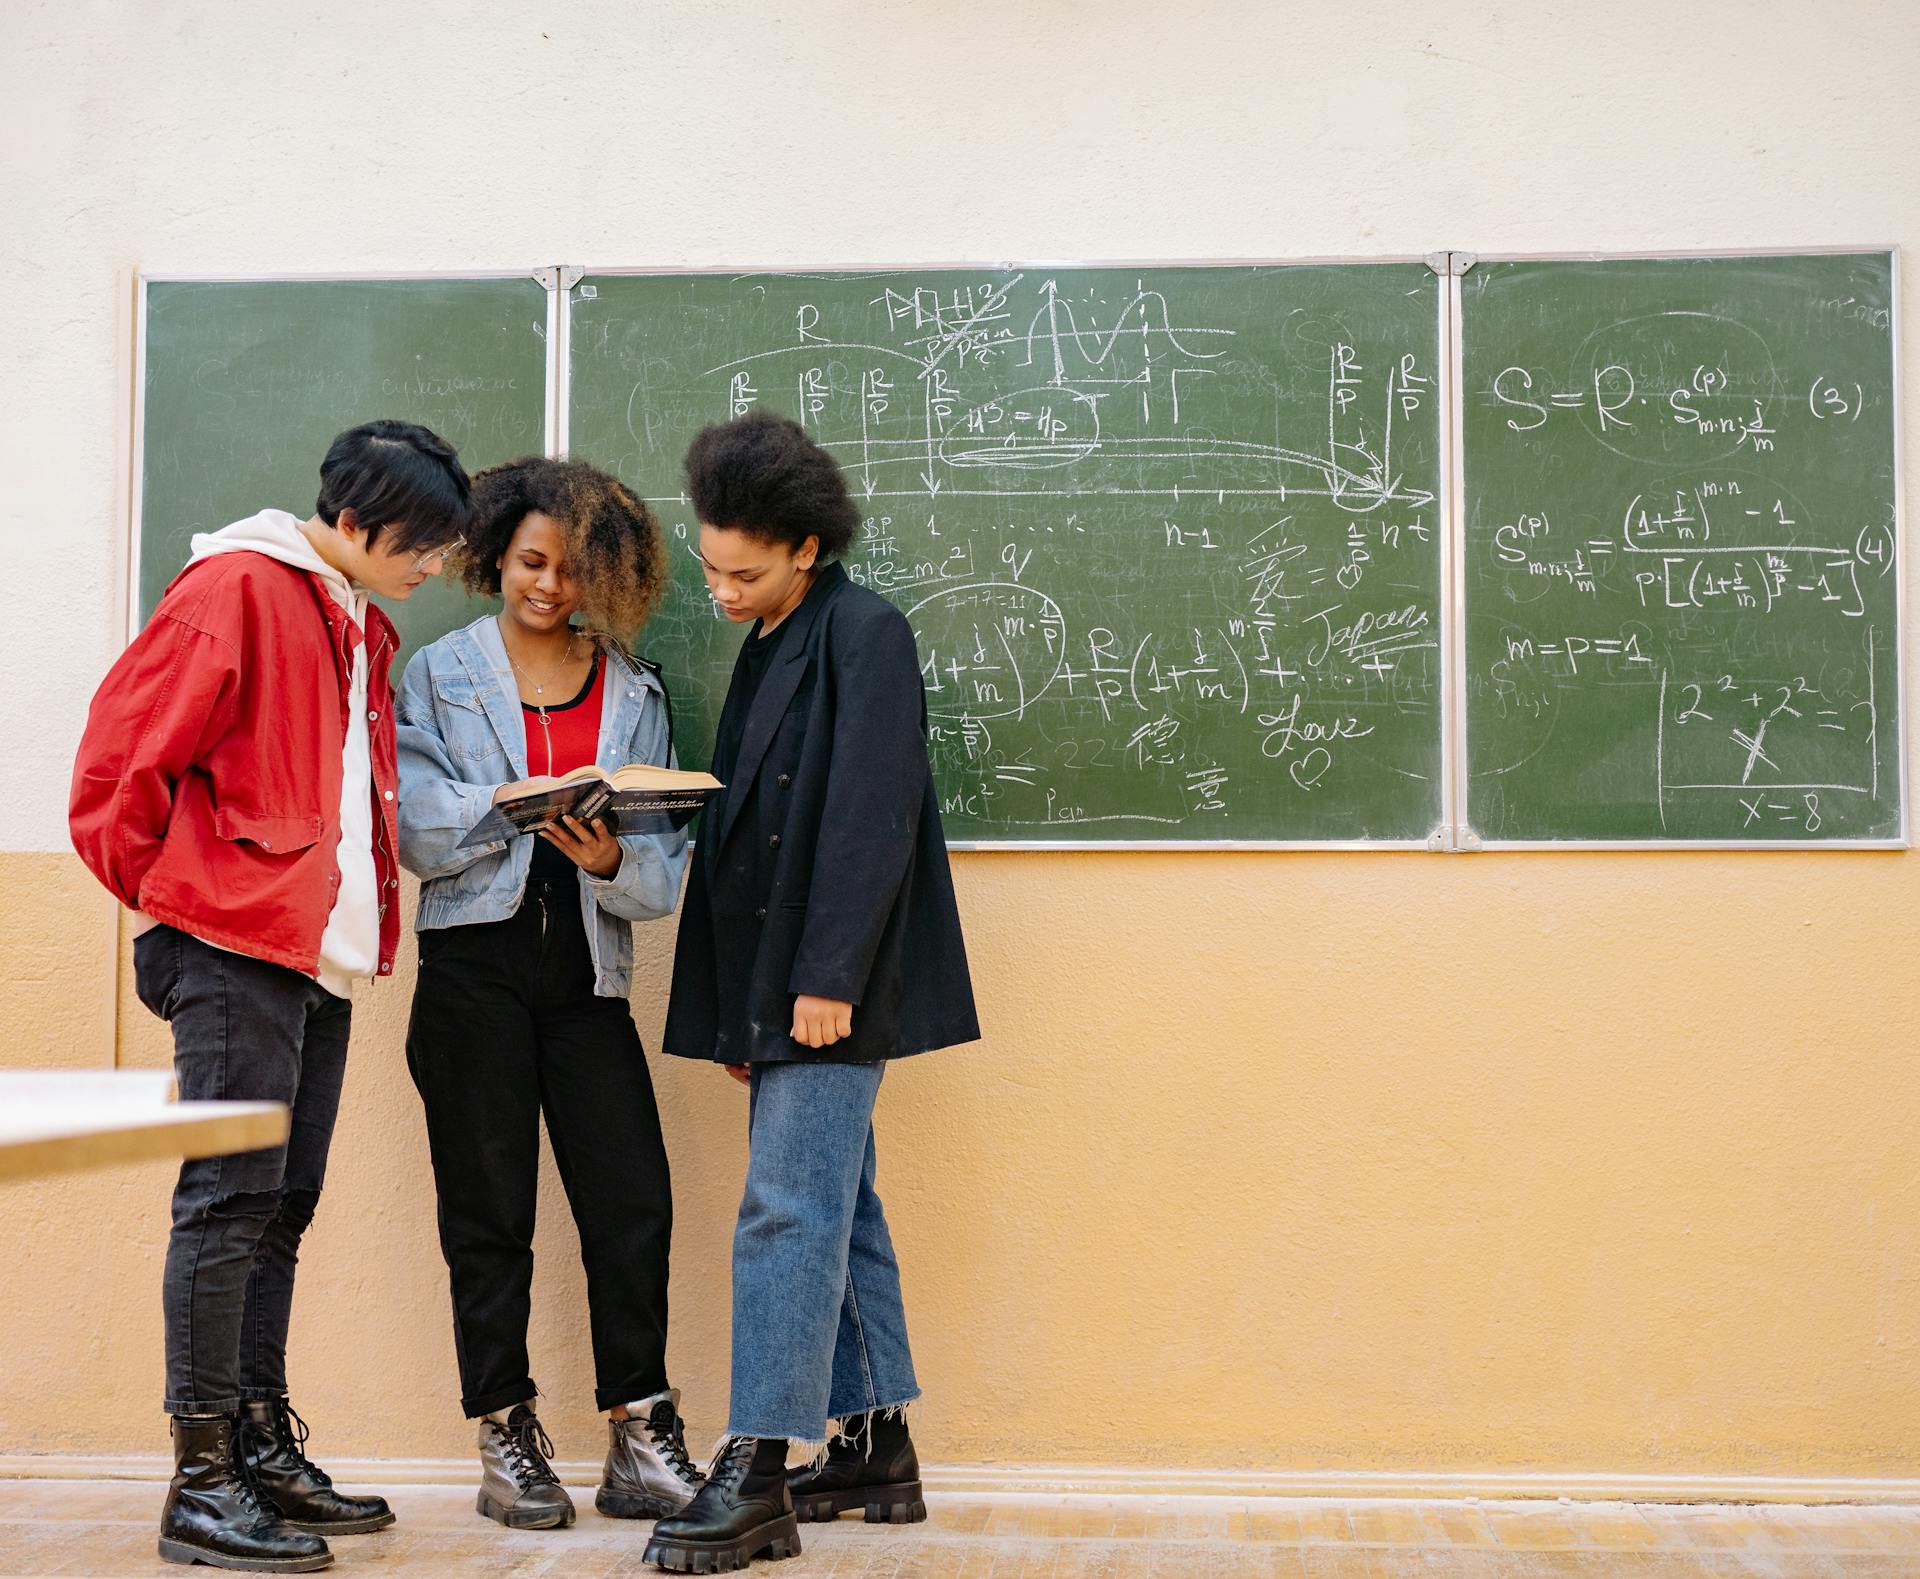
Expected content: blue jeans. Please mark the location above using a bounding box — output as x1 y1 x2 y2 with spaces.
729 1061 919 1444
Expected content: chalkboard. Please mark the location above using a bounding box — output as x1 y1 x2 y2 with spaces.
569 265 1446 844
1460 252 1903 844
137 277 550 657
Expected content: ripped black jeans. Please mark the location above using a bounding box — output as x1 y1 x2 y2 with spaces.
136 925 351 1415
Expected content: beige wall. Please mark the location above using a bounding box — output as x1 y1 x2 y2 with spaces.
6 844 1919 1474
2 1 1917 1480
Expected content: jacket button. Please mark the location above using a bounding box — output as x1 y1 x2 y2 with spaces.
768 834 781 849
754 907 767 921
261 840 271 850
777 774 791 788
383 790 395 801
368 709 379 722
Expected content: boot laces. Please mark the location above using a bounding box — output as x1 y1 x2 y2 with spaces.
645 1408 701 1487
496 1413 562 1490
707 1436 757 1491
269 1400 333 1487
222 1425 273 1519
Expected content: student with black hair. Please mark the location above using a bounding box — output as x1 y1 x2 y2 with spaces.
395 457 703 1534
70 420 473 1573
645 411 979 1575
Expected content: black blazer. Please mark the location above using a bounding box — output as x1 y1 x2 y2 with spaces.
663 564 980 1064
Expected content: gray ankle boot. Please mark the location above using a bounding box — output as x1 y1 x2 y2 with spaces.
476 1404 575 1530
597 1388 705 1519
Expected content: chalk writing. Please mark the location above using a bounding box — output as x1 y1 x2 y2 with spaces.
1463 254 1900 841
572 265 1446 840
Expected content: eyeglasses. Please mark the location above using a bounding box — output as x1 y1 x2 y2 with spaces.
411 536 466 574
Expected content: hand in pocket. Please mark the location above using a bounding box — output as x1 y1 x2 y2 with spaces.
132 925 183 1021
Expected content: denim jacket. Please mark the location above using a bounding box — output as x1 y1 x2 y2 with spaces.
396 615 688 997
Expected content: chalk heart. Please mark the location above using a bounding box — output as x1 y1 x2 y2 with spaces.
1289 748 1332 792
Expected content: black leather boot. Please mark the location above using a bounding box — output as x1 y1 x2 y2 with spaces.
787 1409 926 1524
158 1413 333 1572
238 1397 395 1534
644 1437 802 1573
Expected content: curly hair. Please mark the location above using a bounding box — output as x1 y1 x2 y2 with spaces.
683 409 858 559
455 456 668 646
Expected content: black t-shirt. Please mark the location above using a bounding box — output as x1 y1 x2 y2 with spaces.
708 617 791 806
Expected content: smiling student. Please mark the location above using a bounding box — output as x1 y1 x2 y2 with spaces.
644 411 979 1575
395 456 703 1534
70 420 472 1574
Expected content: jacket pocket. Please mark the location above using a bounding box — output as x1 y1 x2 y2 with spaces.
433 679 506 761
213 807 323 853
434 678 489 715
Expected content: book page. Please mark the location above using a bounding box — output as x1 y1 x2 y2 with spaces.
605 763 722 792
493 764 612 799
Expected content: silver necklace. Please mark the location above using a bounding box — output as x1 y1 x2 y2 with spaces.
504 627 581 777
504 628 580 704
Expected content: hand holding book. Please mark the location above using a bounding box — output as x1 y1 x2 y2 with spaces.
460 762 723 849
538 814 624 876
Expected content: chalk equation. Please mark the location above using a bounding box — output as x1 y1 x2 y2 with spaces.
1463 255 1901 842
575 265 1447 841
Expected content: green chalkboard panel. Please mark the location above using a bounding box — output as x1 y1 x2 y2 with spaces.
138 278 549 658
569 265 1444 843
1461 253 1903 844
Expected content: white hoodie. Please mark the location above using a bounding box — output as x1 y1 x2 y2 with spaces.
184 509 379 999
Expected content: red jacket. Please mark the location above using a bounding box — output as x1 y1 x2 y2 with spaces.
69 551 402 979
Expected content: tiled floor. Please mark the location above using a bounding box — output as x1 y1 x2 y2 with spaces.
2 1478 1918 1577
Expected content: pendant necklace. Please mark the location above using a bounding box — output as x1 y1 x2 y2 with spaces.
505 626 579 776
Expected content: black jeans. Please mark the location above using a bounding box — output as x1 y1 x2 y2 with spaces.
136 925 351 1415
406 876 673 1417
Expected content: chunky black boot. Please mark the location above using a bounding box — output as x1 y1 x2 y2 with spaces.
644 1437 801 1573
787 1409 926 1524
158 1413 333 1572
238 1397 395 1534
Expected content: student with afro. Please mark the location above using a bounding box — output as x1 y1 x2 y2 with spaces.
645 412 979 1573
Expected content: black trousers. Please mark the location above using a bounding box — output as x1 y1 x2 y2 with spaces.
136 925 351 1415
406 877 673 1416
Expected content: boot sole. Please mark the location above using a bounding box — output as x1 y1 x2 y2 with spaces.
282 1510 396 1535
476 1489 576 1529
793 1480 927 1524
643 1512 801 1571
596 1486 690 1520
158 1535 334 1572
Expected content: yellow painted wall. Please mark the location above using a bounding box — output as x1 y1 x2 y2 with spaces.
3 845 1917 1473
2 0 1917 1479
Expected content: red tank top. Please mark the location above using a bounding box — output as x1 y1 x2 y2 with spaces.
523 651 606 778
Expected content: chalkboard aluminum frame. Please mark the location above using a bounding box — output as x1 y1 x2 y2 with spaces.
127 268 566 647
564 256 1461 852
1450 244 1908 851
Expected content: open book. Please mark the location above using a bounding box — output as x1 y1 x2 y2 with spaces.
457 763 723 848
